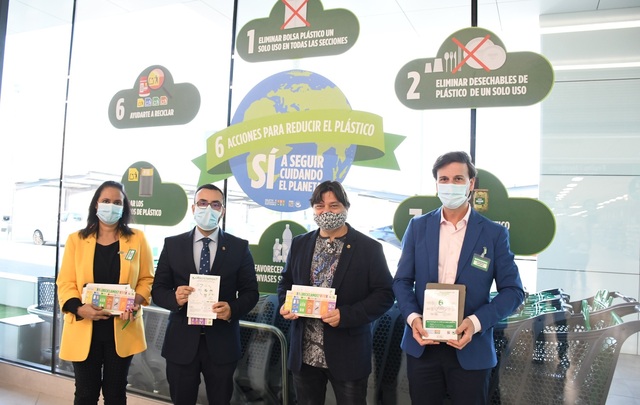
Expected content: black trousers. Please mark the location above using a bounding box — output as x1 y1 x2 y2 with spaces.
292 363 368 405
72 336 133 405
406 344 491 405
166 334 238 405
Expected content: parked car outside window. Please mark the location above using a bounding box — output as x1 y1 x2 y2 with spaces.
33 212 84 245
368 225 401 248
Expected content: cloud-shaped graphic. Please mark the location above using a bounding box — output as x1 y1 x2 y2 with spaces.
121 161 188 226
393 169 555 256
395 27 554 110
236 0 359 62
109 65 200 129
249 220 309 294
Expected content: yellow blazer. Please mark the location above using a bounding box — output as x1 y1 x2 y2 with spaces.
57 229 154 361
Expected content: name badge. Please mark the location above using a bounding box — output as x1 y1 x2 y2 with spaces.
125 249 136 261
471 246 489 271
472 254 490 271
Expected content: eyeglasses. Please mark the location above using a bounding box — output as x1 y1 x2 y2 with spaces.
196 200 223 210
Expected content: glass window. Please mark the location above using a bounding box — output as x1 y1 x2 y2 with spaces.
1 1 639 402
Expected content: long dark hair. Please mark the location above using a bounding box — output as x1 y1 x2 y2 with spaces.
79 180 134 239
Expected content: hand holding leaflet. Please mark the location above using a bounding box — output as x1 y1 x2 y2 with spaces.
187 274 221 325
82 283 136 315
283 285 337 318
121 309 138 330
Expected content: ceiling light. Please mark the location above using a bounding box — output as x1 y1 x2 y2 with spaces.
541 19 640 34
554 62 640 71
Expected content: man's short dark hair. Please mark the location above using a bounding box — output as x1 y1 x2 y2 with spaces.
309 181 351 209
194 183 225 203
432 151 478 179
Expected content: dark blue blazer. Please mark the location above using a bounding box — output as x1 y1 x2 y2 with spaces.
277 224 394 381
393 208 524 370
152 228 259 365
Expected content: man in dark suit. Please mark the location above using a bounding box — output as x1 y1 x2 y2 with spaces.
152 183 259 405
393 151 525 405
277 180 394 405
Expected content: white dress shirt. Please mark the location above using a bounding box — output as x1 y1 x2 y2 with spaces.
193 228 219 273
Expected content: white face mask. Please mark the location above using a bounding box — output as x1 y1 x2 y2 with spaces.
437 183 470 210
96 203 123 225
194 206 222 231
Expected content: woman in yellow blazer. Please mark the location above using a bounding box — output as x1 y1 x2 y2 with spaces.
57 180 154 404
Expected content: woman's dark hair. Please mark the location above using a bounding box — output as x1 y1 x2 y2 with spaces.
309 181 351 209
80 180 133 239
431 151 478 179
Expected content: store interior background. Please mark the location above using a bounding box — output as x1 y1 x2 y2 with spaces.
0 0 639 402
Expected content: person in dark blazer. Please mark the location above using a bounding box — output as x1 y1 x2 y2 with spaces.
152 183 259 405
277 180 394 405
393 151 525 405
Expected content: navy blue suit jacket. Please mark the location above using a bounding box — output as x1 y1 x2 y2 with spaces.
152 227 259 365
277 225 394 381
393 208 524 370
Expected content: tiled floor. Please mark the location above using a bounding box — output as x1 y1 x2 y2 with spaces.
0 361 164 405
606 353 640 405
2 354 640 404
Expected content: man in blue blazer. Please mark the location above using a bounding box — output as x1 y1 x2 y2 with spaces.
278 181 394 405
152 184 259 405
393 151 524 405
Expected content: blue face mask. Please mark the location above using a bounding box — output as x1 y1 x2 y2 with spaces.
97 203 123 225
194 206 222 231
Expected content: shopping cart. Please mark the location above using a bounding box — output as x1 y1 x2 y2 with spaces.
490 301 640 404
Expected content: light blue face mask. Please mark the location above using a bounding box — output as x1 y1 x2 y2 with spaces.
437 183 470 209
194 206 222 231
97 203 124 225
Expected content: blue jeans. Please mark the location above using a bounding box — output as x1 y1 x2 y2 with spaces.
292 363 368 405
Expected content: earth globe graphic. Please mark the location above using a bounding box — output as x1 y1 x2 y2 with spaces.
229 70 356 212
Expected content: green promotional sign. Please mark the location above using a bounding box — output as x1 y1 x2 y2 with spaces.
108 65 200 128
204 109 386 176
393 169 555 256
249 220 308 294
192 70 404 213
395 27 554 109
121 161 188 226
236 0 359 62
